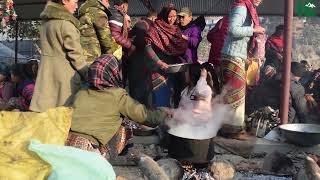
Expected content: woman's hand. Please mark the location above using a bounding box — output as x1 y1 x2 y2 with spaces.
156 60 169 70
162 107 174 118
182 35 189 41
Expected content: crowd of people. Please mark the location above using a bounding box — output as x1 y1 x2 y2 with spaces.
0 59 38 112
3 0 319 160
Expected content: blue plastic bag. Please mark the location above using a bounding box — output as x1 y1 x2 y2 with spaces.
29 140 116 180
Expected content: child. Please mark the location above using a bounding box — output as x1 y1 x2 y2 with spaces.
178 63 215 120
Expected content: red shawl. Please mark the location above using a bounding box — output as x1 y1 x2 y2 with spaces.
145 19 188 56
232 0 260 58
266 35 284 54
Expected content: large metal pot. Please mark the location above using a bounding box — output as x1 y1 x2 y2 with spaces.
168 122 218 140
166 134 213 164
279 123 320 146
165 119 217 163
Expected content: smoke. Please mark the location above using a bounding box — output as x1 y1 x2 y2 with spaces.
166 90 235 140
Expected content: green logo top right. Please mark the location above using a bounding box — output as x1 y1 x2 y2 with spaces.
297 0 319 17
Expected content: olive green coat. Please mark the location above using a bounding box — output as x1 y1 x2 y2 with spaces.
30 2 88 112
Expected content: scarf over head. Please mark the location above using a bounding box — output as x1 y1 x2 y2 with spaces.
88 54 122 90
145 6 187 56
266 35 284 54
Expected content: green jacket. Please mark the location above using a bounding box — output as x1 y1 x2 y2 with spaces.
78 0 116 63
71 88 168 145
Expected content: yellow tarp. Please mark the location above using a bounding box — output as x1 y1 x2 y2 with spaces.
0 107 72 180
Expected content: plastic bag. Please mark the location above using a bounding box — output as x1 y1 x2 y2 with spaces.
29 140 116 180
0 107 72 180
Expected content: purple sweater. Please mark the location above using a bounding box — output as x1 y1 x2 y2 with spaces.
181 23 202 64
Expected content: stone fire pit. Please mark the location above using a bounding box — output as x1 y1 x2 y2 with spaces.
112 135 320 180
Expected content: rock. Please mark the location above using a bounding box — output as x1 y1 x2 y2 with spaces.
305 156 320 180
157 158 184 180
113 166 145 180
131 151 169 180
263 151 293 174
210 159 235 180
212 154 264 173
295 156 320 180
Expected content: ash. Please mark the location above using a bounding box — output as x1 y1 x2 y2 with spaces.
182 168 214 180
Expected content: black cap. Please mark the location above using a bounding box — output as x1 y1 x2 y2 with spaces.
291 62 307 77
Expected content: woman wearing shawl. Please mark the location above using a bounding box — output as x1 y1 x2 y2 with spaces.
263 24 284 79
144 5 188 108
69 54 170 159
220 0 265 136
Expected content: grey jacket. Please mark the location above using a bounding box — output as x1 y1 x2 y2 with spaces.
288 79 308 123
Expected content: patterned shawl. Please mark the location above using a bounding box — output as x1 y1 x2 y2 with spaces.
266 35 284 54
145 18 188 56
88 54 122 89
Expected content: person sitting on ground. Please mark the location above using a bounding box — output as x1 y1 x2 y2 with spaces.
0 63 14 109
299 60 314 87
25 59 39 81
262 24 284 80
305 68 320 100
68 54 171 160
6 64 35 111
289 62 313 123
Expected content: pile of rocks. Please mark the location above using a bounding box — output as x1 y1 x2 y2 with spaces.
210 137 320 180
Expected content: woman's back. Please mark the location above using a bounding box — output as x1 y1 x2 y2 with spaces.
71 87 167 145
71 88 125 145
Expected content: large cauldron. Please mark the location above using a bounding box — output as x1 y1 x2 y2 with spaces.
166 133 214 164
